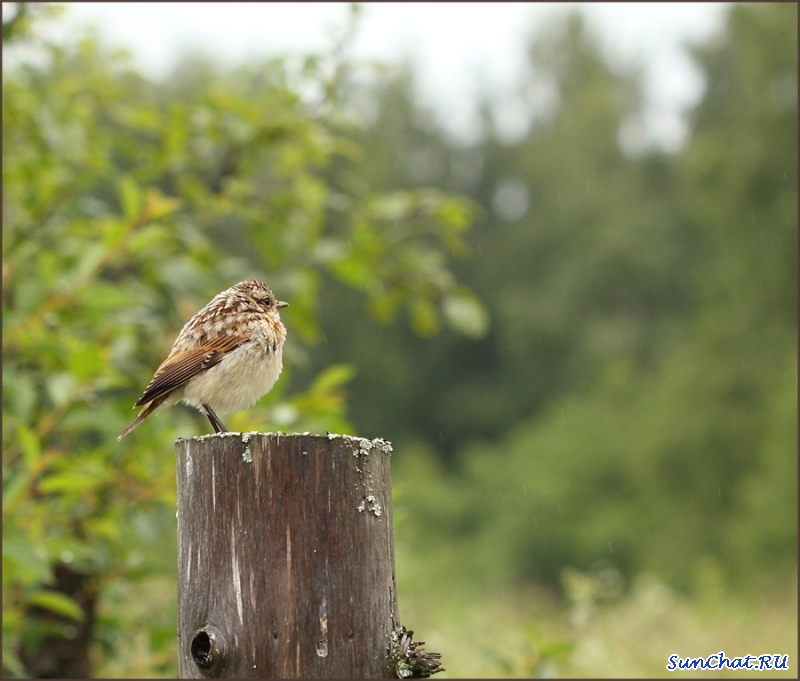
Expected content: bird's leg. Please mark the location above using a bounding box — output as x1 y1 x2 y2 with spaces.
203 404 228 433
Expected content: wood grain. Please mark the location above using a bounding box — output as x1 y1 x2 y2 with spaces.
175 432 399 678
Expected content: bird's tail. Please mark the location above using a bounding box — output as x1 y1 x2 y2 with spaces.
117 399 162 440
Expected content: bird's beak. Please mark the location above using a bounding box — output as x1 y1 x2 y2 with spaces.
276 300 289 309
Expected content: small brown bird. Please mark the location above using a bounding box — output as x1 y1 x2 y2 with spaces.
118 280 288 440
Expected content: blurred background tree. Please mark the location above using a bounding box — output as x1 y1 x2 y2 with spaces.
2 3 479 676
308 0 796 595
3 2 796 677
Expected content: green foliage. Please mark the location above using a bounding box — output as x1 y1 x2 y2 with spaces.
311 2 797 601
2 3 64 43
2 2 796 676
2 7 480 675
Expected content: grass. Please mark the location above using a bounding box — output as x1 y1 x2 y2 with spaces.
396 570 797 678
91 550 796 678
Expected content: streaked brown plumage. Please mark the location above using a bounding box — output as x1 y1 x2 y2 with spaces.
118 280 288 440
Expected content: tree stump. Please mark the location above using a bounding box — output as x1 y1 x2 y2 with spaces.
175 432 399 678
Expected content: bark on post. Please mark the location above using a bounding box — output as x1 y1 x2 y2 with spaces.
175 432 399 679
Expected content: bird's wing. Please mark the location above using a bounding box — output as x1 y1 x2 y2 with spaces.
134 335 249 407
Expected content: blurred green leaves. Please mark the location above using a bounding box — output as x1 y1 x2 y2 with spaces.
306 2 796 611
2 6 482 675
2 2 796 677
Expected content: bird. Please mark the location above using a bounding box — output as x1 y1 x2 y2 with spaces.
118 280 288 440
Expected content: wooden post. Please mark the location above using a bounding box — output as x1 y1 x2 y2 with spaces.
175 432 400 678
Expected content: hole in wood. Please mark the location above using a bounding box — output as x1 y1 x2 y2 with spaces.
191 626 223 670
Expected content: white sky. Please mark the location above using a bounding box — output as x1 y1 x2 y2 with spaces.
6 2 729 151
